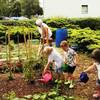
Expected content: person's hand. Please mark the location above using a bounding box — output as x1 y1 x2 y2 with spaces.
43 69 46 75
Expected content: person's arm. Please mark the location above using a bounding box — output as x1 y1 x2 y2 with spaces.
74 53 79 66
43 61 51 73
42 27 48 44
84 63 96 73
62 52 67 64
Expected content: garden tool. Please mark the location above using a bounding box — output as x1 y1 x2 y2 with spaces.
37 38 44 56
38 70 53 84
79 72 89 83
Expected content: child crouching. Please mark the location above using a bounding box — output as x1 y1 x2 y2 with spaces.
43 46 63 80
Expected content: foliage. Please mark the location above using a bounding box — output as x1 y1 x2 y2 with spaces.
0 0 43 17
72 18 100 30
9 1 21 17
2 91 16 100
23 58 35 83
2 90 75 100
44 17 69 28
21 0 43 18
0 0 9 16
68 28 100 52
44 17 100 30
0 17 100 52
0 19 36 26
23 51 46 83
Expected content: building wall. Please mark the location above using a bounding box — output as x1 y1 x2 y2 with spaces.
43 0 100 18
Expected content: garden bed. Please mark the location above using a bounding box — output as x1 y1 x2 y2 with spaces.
0 53 97 100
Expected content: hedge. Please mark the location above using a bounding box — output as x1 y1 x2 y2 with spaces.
44 17 100 30
0 19 36 27
0 18 100 52
68 28 100 52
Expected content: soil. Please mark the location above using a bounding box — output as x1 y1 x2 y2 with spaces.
0 54 97 100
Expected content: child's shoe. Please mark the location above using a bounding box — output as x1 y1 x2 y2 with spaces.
64 80 71 85
69 80 74 89
93 91 100 99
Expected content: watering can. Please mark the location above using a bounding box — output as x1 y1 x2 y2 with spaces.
80 72 89 83
38 70 52 83
61 63 68 72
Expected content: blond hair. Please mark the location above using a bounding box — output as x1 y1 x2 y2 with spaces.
60 40 69 47
43 47 53 56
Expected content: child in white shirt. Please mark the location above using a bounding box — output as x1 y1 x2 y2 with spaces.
43 47 63 80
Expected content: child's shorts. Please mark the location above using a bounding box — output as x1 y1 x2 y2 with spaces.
96 79 100 86
63 65 76 74
54 67 62 73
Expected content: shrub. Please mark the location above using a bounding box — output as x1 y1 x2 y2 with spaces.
68 28 100 52
71 18 100 30
0 19 35 27
44 17 100 30
44 17 69 28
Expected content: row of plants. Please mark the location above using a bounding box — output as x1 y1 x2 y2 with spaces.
0 20 36 27
1 17 100 30
0 26 40 44
2 79 75 100
44 17 100 30
0 27 99 52
0 17 100 51
2 90 75 100
68 28 100 52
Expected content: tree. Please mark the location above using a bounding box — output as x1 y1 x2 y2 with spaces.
34 5 43 16
10 1 21 17
0 0 9 16
0 0 43 18
22 0 43 18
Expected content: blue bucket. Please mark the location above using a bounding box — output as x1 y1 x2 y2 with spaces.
56 28 68 47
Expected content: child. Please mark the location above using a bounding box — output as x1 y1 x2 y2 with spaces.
60 40 78 88
38 38 53 56
84 48 100 98
43 46 63 80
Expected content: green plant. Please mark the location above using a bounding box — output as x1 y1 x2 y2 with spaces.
7 63 14 80
23 58 35 83
68 28 100 52
2 91 16 100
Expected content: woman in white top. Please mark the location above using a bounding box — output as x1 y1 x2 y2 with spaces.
85 48 100 98
43 46 63 80
35 19 52 44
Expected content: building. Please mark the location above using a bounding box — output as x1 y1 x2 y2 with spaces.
41 0 100 18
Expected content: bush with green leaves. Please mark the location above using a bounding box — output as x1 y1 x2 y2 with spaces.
0 19 36 27
68 28 100 52
72 18 100 30
44 17 80 29
44 17 100 30
2 90 75 100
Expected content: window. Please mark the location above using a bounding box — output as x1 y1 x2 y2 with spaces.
81 5 88 14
